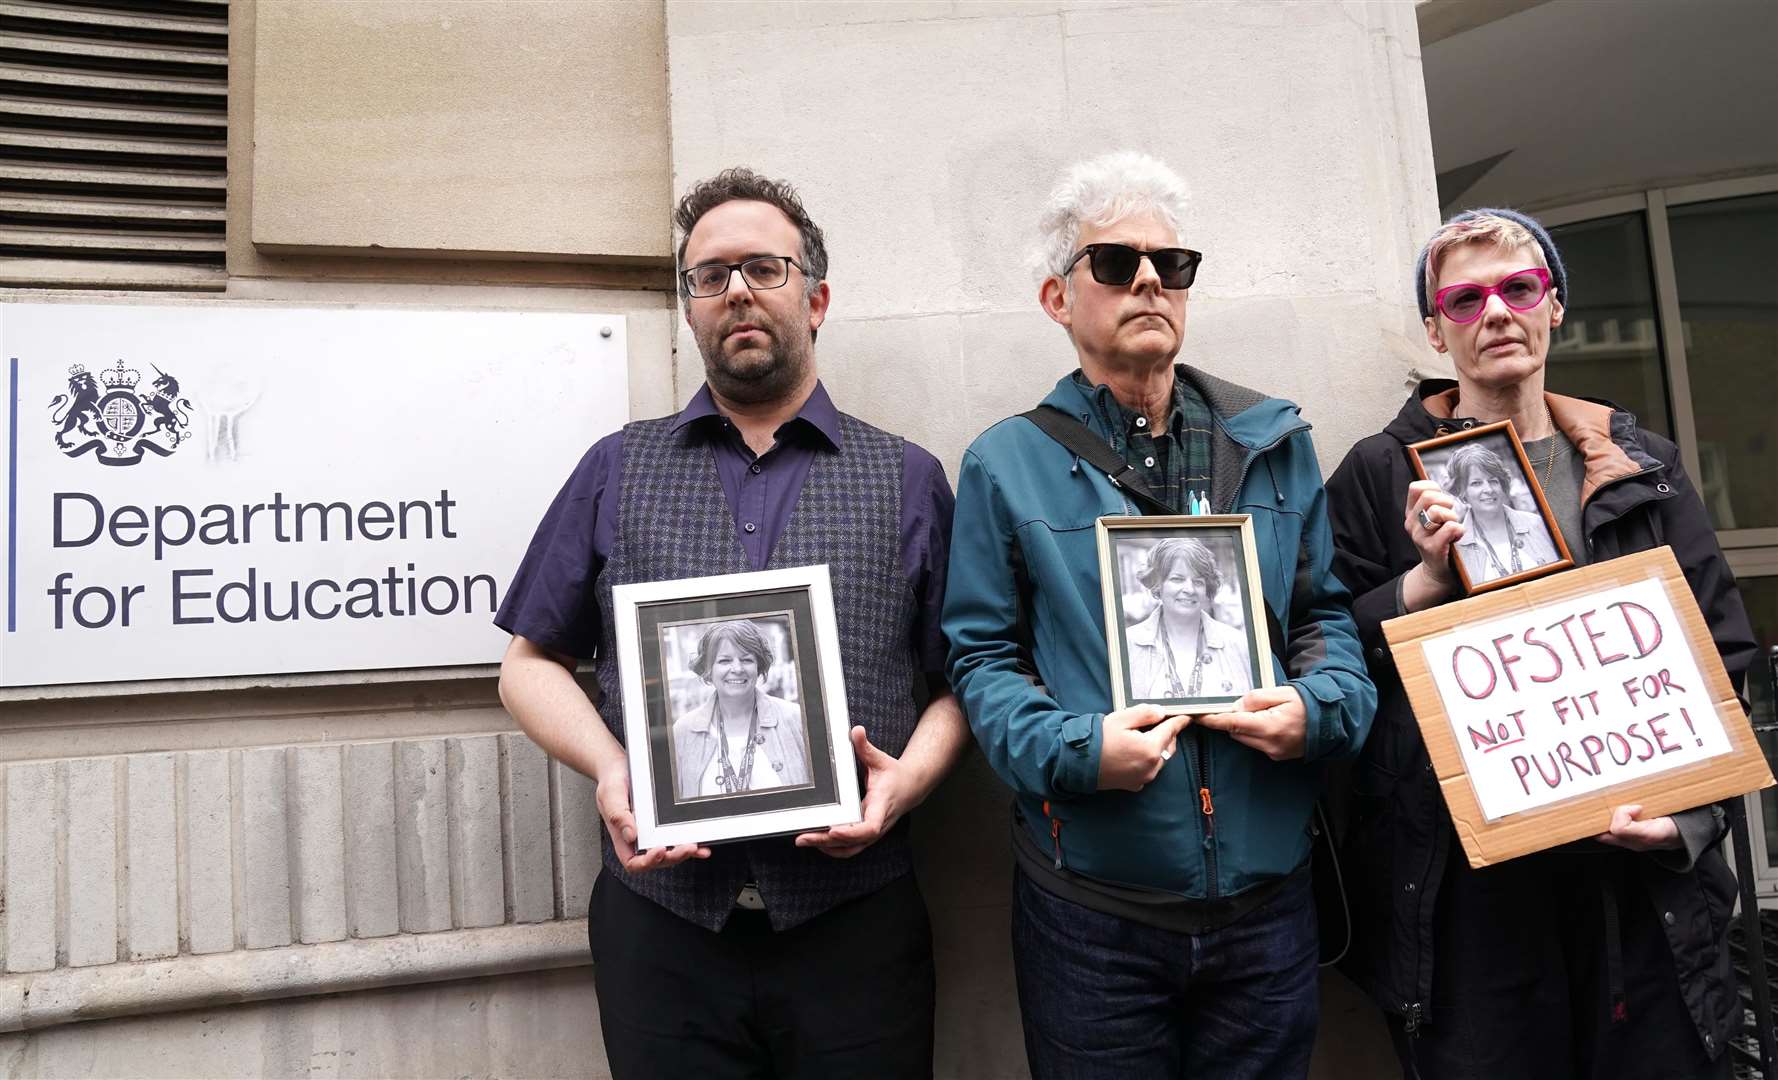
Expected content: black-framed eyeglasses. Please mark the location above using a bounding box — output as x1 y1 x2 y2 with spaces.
1064 244 1202 290
681 256 807 298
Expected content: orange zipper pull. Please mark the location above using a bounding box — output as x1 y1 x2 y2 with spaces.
1199 786 1215 816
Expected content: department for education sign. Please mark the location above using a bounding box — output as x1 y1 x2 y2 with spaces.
1 302 628 687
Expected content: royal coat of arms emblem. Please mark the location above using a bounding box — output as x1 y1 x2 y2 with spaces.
49 359 192 466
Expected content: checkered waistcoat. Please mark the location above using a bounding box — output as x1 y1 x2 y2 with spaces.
592 413 919 931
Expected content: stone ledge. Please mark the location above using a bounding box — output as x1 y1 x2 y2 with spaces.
0 663 500 704
0 920 588 1034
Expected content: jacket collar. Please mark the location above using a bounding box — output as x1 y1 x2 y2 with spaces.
1384 379 1660 504
1044 364 1300 449
680 688 785 734
1454 507 1540 550
1042 363 1306 513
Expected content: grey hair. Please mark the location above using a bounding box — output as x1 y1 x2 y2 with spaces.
1033 151 1192 282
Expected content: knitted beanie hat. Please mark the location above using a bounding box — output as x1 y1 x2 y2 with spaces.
1414 207 1568 320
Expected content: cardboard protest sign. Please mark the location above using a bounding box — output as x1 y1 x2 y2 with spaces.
1383 546 1772 867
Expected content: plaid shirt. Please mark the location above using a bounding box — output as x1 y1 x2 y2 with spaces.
1073 369 1214 513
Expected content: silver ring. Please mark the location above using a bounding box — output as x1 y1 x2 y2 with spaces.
1160 748 1173 761
1417 508 1436 531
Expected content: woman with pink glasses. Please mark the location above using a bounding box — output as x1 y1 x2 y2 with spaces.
1325 208 1755 1079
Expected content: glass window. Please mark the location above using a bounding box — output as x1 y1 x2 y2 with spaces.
1545 213 1671 438
1668 193 1778 532
1736 577 1778 865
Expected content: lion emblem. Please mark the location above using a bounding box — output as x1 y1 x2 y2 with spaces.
48 366 103 449
48 359 193 466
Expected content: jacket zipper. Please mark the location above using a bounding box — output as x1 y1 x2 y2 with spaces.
1184 420 1302 898
1088 407 1139 518
1193 729 1218 899
1043 800 1063 870
1408 775 1450 1027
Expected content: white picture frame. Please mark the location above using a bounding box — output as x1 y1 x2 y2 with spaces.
612 564 860 849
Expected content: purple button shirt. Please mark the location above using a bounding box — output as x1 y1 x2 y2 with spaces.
495 382 954 677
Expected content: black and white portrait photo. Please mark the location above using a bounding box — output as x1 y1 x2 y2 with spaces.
1096 516 1274 712
660 615 814 802
612 566 860 848
1410 422 1572 592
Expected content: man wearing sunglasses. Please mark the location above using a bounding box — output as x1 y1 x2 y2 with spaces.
495 167 968 1078
1326 208 1752 1078
943 151 1375 1078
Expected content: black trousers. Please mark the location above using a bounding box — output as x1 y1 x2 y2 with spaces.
1392 849 1730 1080
589 871 936 1080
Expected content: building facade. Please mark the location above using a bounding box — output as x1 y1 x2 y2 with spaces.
7 0 1766 1076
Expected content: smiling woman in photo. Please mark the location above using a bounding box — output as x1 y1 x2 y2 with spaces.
1443 442 1560 582
1124 537 1253 701
672 619 811 800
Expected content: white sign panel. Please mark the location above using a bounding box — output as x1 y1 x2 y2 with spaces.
2 302 628 686
1419 576 1732 821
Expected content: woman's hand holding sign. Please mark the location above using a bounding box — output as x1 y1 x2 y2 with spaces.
1594 803 1682 852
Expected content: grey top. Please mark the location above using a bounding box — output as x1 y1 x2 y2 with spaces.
1521 429 1589 566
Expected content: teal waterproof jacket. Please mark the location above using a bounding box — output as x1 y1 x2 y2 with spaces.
943 367 1376 900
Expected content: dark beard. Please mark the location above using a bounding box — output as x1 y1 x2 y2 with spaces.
696 323 811 405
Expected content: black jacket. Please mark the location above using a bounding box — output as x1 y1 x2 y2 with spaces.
1325 381 1757 1054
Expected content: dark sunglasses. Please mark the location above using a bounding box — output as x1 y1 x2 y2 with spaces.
1064 243 1202 290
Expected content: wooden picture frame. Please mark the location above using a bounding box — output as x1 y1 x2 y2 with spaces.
1096 515 1276 714
1382 547 1773 867
612 564 861 850
1407 419 1575 595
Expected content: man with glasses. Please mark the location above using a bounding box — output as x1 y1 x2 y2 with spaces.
496 167 968 1078
943 151 1374 1078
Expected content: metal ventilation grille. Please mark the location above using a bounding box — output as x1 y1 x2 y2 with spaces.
0 0 227 290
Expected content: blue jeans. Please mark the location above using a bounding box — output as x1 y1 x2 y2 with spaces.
1011 865 1319 1080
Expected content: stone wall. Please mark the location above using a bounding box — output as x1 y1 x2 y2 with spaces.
0 0 1441 1074
0 732 597 1031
